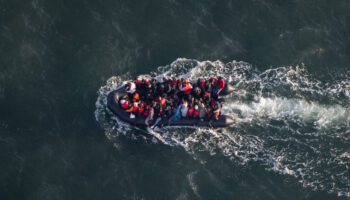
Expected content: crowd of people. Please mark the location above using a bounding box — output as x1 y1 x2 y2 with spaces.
118 76 226 127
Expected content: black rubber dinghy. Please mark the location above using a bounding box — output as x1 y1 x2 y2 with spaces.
107 84 234 128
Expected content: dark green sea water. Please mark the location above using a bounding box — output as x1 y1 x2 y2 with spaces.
1 0 350 199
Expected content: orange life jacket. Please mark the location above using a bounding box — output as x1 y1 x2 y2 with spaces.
184 84 192 94
133 93 140 101
160 98 166 106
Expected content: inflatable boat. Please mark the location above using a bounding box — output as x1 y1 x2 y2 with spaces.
107 83 235 128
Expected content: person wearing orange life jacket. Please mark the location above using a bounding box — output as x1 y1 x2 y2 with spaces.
179 81 192 95
157 95 167 107
133 92 140 101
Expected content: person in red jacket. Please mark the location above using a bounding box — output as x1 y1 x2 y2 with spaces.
137 102 145 115
216 77 225 94
120 95 131 109
144 104 151 117
187 103 195 118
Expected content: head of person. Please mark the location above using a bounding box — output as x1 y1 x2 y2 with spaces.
194 87 200 93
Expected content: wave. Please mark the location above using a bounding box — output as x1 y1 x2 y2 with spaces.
95 58 350 197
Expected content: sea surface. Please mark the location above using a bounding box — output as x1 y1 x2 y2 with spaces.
1 0 350 199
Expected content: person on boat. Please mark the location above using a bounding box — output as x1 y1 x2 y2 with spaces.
175 79 181 93
143 104 151 117
204 80 212 92
119 95 132 109
192 86 202 99
150 79 157 95
209 77 217 86
139 79 148 97
156 95 167 107
216 77 225 94
156 83 165 96
131 100 139 114
163 81 172 95
137 102 145 116
168 101 182 123
212 101 221 120
205 106 213 121
179 81 192 100
179 99 189 118
170 77 178 91
187 103 195 118
196 78 205 88
134 78 142 90
145 102 156 126
198 101 206 121
125 82 136 94
194 104 200 118
151 103 163 128
163 104 173 119
203 90 211 104
144 82 154 104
